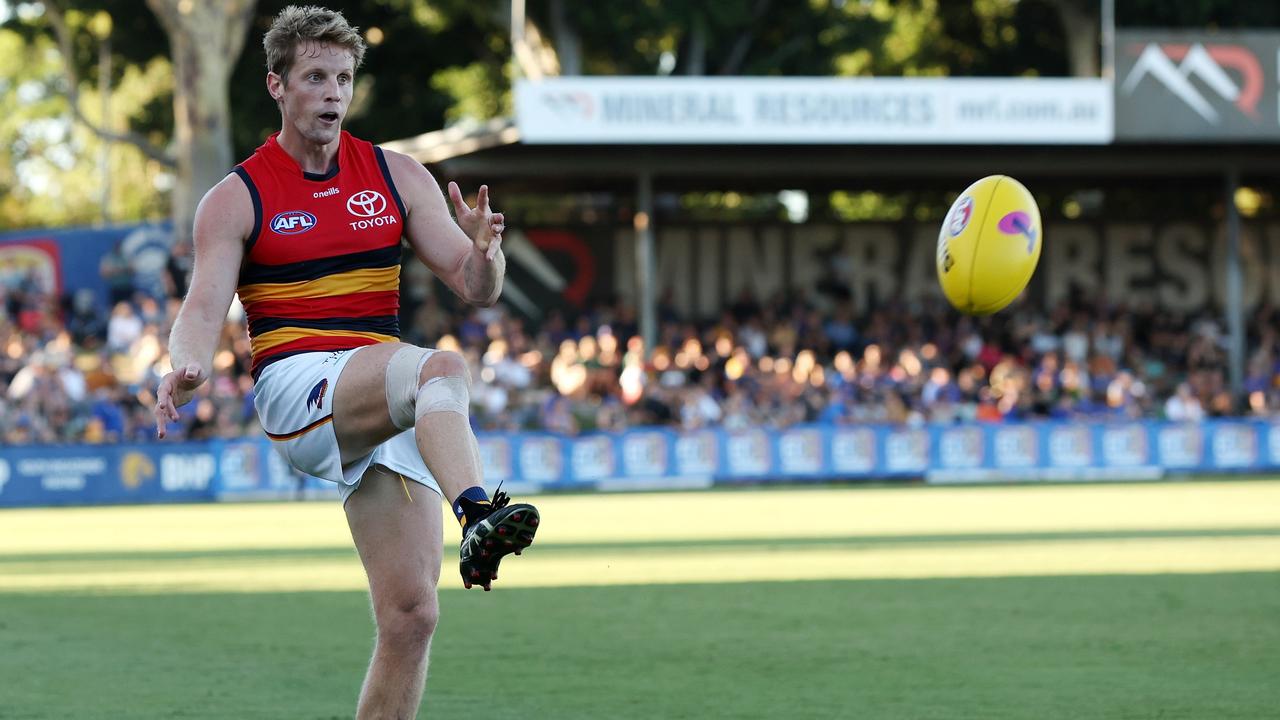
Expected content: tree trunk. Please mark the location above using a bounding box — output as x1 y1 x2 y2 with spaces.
145 0 257 245
548 0 581 76
1048 0 1099 78
684 14 706 76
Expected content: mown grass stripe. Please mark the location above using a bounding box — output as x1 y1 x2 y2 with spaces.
3 526 1280 567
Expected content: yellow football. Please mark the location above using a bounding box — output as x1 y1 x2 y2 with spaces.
936 175 1042 315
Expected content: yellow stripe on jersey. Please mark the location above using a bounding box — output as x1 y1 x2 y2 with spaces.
250 327 399 356
237 265 400 304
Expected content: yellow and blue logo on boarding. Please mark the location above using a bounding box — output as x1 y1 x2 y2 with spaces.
120 451 156 490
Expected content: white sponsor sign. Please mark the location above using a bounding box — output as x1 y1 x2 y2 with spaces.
1101 425 1151 467
17 457 106 492
939 427 984 469
885 429 929 473
1048 426 1093 468
518 437 564 483
478 437 514 482
571 435 617 481
1268 424 1280 465
778 428 824 475
1212 424 1258 468
675 432 719 475
517 77 1113 144
830 428 876 474
161 454 215 491
993 426 1039 468
219 445 259 491
622 432 669 477
1158 425 1204 469
726 429 772 476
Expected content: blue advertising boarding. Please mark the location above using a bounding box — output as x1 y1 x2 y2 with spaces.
1 420 1278 508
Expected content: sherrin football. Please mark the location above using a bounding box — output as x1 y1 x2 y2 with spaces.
936 175 1042 315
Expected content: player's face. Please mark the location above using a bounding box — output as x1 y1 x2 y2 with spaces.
274 41 355 146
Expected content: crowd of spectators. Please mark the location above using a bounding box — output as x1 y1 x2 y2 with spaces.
4 240 1280 446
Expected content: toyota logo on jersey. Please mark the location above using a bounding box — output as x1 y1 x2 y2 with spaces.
346 189 398 231
347 190 387 218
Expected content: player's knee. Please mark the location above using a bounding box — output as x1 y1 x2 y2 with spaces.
385 345 433 431
419 350 470 388
414 351 471 422
379 596 439 647
388 348 472 428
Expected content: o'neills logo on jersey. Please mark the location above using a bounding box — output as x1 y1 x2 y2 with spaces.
271 210 317 235
346 190 397 230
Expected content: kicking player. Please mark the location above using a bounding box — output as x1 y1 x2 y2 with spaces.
153 6 538 717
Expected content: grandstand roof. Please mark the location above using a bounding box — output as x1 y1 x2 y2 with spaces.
385 118 1280 193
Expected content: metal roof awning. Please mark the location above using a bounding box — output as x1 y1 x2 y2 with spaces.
386 119 1280 192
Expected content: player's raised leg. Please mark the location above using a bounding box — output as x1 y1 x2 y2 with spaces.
345 463 442 720
409 349 539 590
332 342 538 590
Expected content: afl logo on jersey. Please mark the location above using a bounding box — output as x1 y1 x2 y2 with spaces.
271 210 317 235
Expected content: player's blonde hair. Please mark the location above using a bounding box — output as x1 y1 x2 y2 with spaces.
263 5 367 83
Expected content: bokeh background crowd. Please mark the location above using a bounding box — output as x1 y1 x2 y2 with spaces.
4 241 1276 446
3 0 1279 447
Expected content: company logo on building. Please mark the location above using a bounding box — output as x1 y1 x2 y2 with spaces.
1120 42 1262 124
540 91 595 120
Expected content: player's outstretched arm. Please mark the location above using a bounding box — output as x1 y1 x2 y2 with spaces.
154 176 250 438
383 149 505 306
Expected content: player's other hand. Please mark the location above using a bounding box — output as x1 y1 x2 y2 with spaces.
154 364 207 438
448 181 504 261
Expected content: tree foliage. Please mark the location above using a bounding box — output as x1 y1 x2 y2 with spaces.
0 5 170 229
3 0 1275 231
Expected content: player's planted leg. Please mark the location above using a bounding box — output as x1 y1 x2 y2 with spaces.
345 465 442 720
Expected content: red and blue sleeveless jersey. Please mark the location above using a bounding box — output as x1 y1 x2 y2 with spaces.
233 131 406 378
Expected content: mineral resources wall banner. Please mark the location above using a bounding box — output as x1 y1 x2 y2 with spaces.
515 77 1114 145
1 421 1277 507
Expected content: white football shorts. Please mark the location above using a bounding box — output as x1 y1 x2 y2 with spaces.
253 347 442 504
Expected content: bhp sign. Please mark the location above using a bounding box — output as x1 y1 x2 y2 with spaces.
1116 30 1280 140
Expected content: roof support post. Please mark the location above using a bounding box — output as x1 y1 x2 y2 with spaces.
1225 166 1245 408
636 169 657 359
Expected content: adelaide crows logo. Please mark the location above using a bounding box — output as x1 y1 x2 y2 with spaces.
306 379 329 412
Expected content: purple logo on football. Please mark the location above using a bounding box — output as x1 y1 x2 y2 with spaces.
998 211 1037 253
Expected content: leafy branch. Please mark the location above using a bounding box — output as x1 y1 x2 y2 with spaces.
42 0 176 168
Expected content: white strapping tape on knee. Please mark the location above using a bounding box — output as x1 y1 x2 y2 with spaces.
415 375 470 421
386 346 434 430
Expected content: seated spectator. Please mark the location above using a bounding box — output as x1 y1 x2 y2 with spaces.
1164 382 1205 423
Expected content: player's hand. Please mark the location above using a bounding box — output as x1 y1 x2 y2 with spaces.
448 181 504 261
154 364 207 439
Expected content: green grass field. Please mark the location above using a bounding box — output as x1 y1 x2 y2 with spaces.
2 480 1279 719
